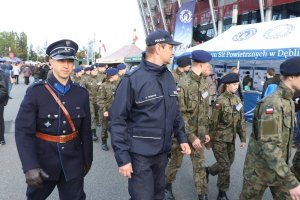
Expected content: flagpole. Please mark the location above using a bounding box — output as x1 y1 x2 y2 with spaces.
146 0 156 31
157 0 168 31
138 0 150 35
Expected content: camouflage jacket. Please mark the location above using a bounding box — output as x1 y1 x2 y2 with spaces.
210 91 246 143
172 68 186 86
83 75 101 103
178 71 210 143
97 80 118 113
243 82 299 189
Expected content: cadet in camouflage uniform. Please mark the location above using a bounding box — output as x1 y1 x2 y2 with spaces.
72 67 84 85
165 56 191 199
97 67 119 151
83 65 101 141
207 73 246 200
165 50 212 200
96 63 107 127
240 57 300 200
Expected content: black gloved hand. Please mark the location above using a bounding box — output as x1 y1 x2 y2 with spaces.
25 168 49 188
84 164 91 176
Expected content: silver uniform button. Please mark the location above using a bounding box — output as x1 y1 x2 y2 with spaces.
63 130 66 133
61 147 64 150
62 102 66 104
48 114 51 118
63 121 66 124
77 115 80 118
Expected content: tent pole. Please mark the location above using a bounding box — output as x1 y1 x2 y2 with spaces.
259 0 265 22
208 0 218 37
177 0 181 8
158 0 168 31
138 0 150 35
146 0 156 31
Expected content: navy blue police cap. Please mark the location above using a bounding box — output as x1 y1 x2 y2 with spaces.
90 65 97 70
74 67 82 73
117 63 126 70
106 67 119 76
84 67 91 71
280 57 300 76
191 50 212 63
146 30 181 46
176 56 191 67
46 39 78 60
98 63 107 67
221 73 240 84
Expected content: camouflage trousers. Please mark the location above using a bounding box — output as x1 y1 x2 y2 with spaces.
90 102 98 130
239 179 292 200
165 138 208 194
101 116 108 142
292 146 300 181
166 138 184 183
209 140 235 191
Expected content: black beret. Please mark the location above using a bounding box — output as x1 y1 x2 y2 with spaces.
176 56 191 67
146 30 181 46
280 57 300 76
221 73 240 84
191 50 212 63
46 39 78 60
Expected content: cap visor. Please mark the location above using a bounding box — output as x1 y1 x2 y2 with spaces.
51 55 77 60
169 41 182 46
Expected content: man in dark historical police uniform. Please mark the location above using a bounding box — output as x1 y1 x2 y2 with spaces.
15 39 93 200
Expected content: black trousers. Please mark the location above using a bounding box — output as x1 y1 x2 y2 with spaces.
0 106 4 141
129 153 168 200
26 173 86 200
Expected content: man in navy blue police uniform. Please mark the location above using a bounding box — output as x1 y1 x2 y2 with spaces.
109 30 191 200
15 39 93 200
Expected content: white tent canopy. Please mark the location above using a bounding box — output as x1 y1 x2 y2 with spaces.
186 17 300 65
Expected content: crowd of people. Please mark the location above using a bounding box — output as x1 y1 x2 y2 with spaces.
1 30 300 200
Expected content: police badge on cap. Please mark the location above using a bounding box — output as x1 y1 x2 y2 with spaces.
46 39 78 60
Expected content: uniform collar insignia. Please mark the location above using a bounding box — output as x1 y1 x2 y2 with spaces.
44 121 51 127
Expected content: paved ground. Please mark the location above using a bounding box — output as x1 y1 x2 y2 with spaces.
0 76 289 200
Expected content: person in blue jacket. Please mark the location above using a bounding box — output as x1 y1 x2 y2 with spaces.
15 39 93 200
109 30 191 200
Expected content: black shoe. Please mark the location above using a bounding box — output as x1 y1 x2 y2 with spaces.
205 167 210 183
101 143 109 151
217 190 229 200
92 130 98 141
198 194 208 200
0 140 6 146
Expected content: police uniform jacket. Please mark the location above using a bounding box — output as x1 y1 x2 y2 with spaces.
243 82 299 189
15 75 93 181
109 56 188 167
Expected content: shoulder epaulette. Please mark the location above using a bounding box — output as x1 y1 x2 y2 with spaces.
125 65 140 76
31 79 45 88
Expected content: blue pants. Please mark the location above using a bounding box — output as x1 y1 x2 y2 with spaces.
26 173 85 200
129 153 168 200
294 112 300 145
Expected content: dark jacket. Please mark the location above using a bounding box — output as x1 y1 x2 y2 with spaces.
109 57 188 167
0 69 9 106
15 75 93 181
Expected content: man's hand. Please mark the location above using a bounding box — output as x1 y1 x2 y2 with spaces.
25 168 49 188
289 184 300 200
204 134 210 143
103 112 109 117
192 138 202 151
118 163 133 179
240 142 246 149
180 143 191 155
